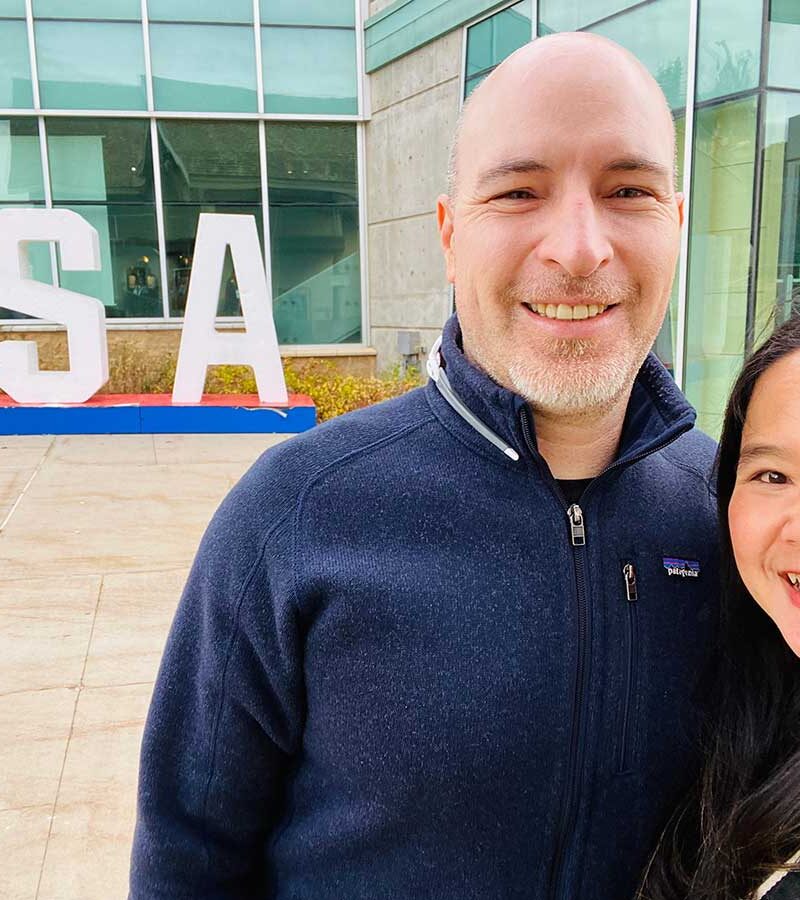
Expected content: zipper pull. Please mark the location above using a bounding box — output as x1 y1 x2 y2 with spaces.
568 504 586 547
623 563 638 602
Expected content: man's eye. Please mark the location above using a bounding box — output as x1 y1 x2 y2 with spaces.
756 470 788 485
613 187 649 199
499 190 536 200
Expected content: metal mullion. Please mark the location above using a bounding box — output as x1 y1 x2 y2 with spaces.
258 120 274 318
149 119 170 319
355 0 368 118
674 0 699 391
141 0 155 112
253 0 265 114
356 120 369 345
0 107 362 121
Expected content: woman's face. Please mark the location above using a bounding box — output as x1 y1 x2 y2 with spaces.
729 349 800 656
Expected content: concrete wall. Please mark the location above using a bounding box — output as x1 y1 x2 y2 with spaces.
364 26 461 370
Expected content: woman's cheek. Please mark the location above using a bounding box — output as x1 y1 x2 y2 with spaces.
728 489 764 595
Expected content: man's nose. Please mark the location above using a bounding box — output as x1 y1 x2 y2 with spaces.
535 194 613 278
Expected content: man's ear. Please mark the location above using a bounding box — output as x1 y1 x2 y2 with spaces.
436 194 456 284
676 191 685 227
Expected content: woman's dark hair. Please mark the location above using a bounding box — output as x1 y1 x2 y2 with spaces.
639 316 800 900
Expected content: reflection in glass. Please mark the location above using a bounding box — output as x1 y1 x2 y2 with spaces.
538 0 632 31
147 0 252 23
584 0 690 110
266 123 361 344
54 203 162 318
0 118 44 203
262 26 357 114
465 1 532 88
696 0 761 101
685 97 757 437
754 92 800 344
0 20 34 108
260 0 354 27
768 1 800 90
150 24 257 113
46 118 153 203
35 21 147 110
157 121 260 204
163 205 263 317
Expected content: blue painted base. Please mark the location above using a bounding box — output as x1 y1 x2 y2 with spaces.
0 394 317 435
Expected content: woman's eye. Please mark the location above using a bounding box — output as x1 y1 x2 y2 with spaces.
756 470 788 485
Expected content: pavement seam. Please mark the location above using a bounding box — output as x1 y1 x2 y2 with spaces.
34 573 104 900
0 437 55 535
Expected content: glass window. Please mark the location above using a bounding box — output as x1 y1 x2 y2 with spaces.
147 0 252 23
157 121 260 204
754 92 800 345
262 26 357 114
260 0 355 27
696 0 762 102
0 118 44 203
266 123 361 344
0 1 25 15
32 0 140 18
149 24 258 113
0 20 34 109
685 97 758 438
55 203 162 318
768 0 800 90
46 119 153 204
35 21 147 110
163 204 263 316
538 0 632 32
466 1 532 84
584 0 690 111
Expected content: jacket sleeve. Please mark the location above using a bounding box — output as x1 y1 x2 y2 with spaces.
129 469 306 899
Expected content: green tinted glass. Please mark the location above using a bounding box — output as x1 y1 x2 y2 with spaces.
162 204 263 317
754 92 800 342
586 0 690 110
768 4 800 89
696 0 762 101
538 0 631 31
147 0 253 22
466 1 532 80
685 97 757 438
158 121 260 204
0 119 44 203
46 119 153 203
32 0 140 17
262 26 357 114
0 1 25 15
36 21 147 110
55 203 162 318
266 123 360 344
260 0 355 26
150 24 257 113
0 21 34 109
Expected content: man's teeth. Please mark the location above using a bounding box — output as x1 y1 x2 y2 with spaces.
529 303 608 320
787 572 800 587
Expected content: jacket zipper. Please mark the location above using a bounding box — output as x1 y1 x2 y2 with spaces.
618 563 639 773
519 406 693 900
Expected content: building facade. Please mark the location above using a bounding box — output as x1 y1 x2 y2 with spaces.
1 0 798 436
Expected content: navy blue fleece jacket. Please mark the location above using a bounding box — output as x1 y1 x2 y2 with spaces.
130 315 719 900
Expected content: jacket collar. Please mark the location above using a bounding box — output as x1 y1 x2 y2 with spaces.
428 313 697 469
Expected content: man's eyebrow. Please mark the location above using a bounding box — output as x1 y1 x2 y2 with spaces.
602 157 672 180
737 443 792 468
475 158 553 189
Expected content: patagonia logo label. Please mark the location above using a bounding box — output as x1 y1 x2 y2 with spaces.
663 557 700 578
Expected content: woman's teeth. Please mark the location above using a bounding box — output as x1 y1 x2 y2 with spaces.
787 572 800 588
526 303 609 320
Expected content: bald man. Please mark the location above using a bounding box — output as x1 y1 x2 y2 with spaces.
131 34 719 900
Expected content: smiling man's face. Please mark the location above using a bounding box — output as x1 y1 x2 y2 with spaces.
437 34 683 415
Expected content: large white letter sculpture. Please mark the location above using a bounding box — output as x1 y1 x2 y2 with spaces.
0 208 107 403
173 213 288 404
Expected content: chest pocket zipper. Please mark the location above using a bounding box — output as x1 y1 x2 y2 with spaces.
618 562 639 774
